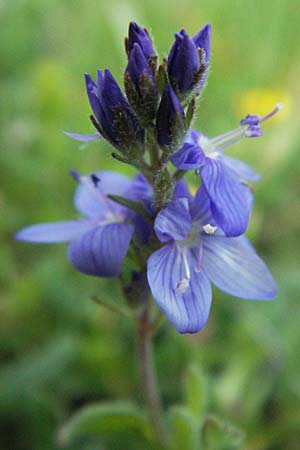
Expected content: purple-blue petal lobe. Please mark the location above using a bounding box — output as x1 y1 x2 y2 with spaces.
64 131 101 142
127 22 155 61
202 236 278 300
171 143 205 169
85 73 101 121
15 221 93 243
74 171 133 219
68 223 134 277
192 23 212 61
221 154 261 182
147 243 212 333
201 158 252 236
154 198 192 242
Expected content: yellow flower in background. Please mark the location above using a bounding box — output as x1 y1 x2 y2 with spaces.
236 88 292 121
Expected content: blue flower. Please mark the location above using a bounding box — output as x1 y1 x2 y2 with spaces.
125 21 155 61
147 186 278 334
171 104 283 237
15 171 144 277
156 84 185 149
167 24 211 94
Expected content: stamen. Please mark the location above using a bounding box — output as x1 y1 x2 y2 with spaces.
207 103 283 150
195 241 203 273
203 224 218 235
175 249 191 294
260 103 283 123
175 278 190 294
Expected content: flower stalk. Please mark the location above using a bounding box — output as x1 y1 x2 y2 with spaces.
136 301 168 447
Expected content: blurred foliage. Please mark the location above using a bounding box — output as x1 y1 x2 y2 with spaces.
1 0 300 448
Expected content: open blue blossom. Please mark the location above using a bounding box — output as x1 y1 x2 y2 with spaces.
15 171 141 277
147 186 278 334
171 104 282 237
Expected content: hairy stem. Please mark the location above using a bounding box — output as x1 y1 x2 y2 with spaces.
137 302 168 447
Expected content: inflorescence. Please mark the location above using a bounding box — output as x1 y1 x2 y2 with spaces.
16 22 279 333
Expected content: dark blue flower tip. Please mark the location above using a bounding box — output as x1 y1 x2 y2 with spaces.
156 84 185 149
126 21 155 61
126 43 154 89
192 23 212 62
85 69 142 151
168 29 201 93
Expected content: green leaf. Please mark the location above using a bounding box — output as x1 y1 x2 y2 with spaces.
202 415 245 450
168 406 199 450
185 365 207 419
58 401 155 448
107 194 152 222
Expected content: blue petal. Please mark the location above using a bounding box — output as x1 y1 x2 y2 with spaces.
202 235 278 300
191 185 215 225
173 179 193 203
64 131 101 142
68 223 134 277
147 243 212 333
74 171 133 219
85 73 101 121
221 154 260 182
154 198 192 242
201 158 252 237
171 143 205 170
15 220 93 243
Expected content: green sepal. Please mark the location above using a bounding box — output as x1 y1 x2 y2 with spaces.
154 166 174 209
156 58 169 95
185 98 197 129
107 194 152 222
124 71 158 127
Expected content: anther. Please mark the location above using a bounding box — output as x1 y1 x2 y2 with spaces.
203 224 218 235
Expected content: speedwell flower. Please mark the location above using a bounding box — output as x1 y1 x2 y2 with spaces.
147 186 278 333
15 171 139 277
171 104 282 237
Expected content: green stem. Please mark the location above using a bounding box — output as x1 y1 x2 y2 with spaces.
137 302 168 447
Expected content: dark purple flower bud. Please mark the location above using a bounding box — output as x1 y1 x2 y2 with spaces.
156 85 185 150
85 69 143 153
125 21 155 61
124 43 158 125
192 23 212 63
168 29 201 93
126 43 154 91
192 23 212 92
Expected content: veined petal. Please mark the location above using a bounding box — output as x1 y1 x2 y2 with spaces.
191 185 214 225
147 243 212 333
15 220 93 243
202 235 278 300
154 198 192 242
74 171 133 219
171 143 205 170
64 131 101 142
68 223 134 277
201 158 252 237
173 179 193 203
221 154 260 182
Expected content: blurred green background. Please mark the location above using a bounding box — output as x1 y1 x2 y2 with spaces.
1 0 300 449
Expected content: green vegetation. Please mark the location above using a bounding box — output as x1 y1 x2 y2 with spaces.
1 0 300 448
